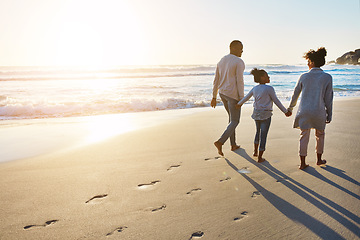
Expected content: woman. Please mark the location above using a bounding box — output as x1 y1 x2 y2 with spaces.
288 47 333 170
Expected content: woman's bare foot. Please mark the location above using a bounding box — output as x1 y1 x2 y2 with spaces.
299 156 308 170
231 145 240 151
214 141 224 156
316 154 326 165
299 164 309 170
257 150 265 162
316 159 327 165
253 151 258 157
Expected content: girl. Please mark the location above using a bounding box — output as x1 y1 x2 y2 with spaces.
237 68 290 162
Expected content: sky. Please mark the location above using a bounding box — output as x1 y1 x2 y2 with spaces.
0 0 359 66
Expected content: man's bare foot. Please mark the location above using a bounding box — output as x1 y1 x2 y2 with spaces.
214 141 224 156
231 145 240 151
299 164 309 170
253 143 259 157
316 159 327 165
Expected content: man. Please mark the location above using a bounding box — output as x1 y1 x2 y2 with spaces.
212 40 245 156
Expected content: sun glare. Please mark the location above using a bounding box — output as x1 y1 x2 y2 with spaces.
56 22 104 65
53 0 145 66
85 114 136 144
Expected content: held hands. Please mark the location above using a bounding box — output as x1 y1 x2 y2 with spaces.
236 103 242 109
285 110 292 117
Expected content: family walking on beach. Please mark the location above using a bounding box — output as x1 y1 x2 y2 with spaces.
212 40 333 170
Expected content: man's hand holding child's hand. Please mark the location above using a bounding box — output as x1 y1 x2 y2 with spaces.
285 110 292 117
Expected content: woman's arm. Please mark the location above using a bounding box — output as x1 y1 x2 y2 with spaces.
324 76 333 123
288 77 302 112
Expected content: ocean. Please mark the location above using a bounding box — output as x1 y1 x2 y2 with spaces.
0 64 359 120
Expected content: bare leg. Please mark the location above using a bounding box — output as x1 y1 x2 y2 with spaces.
316 153 327 165
214 141 224 156
258 150 266 163
231 145 240 151
299 156 309 170
253 143 259 157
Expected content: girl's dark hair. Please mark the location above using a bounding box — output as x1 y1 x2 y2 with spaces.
250 68 267 83
304 47 327 67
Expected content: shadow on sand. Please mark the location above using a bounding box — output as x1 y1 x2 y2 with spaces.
318 165 360 186
225 148 360 240
303 166 360 200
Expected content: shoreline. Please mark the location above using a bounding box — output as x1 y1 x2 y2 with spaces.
0 107 210 163
1 96 360 164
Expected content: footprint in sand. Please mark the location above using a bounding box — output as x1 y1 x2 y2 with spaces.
85 194 108 203
204 156 222 161
234 211 248 221
151 204 167 212
106 226 128 236
24 220 59 230
220 176 231 182
187 188 202 195
137 180 161 189
167 163 182 171
251 191 261 198
189 231 204 239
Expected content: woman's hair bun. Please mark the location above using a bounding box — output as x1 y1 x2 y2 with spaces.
304 47 327 67
317 47 327 57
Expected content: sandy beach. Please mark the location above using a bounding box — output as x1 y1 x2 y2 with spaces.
0 98 359 240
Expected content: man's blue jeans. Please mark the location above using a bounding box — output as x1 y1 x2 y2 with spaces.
218 94 241 146
254 117 271 151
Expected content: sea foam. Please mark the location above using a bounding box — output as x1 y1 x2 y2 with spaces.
0 64 359 120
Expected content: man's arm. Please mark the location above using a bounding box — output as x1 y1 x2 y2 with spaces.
211 65 220 108
236 60 245 100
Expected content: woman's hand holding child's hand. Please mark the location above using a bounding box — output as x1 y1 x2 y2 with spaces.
236 104 242 109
